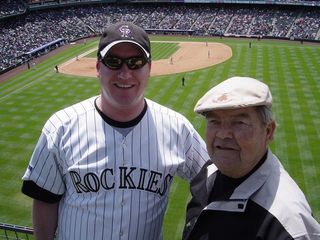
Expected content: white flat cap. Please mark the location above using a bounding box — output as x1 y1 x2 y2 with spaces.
194 76 272 114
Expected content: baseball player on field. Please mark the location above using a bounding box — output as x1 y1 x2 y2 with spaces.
21 22 209 240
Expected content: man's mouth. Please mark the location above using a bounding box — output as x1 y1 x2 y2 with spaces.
115 83 133 89
215 145 237 151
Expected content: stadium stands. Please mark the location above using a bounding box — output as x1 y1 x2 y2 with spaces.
0 2 319 73
0 0 27 18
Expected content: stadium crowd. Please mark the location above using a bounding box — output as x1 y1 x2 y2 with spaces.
0 0 27 18
1 3 320 72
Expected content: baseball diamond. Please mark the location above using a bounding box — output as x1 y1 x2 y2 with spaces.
59 41 232 77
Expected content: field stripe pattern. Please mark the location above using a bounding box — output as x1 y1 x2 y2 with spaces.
0 37 319 239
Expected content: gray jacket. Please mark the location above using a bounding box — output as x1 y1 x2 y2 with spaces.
183 150 320 240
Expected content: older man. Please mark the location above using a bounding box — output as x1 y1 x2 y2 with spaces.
183 76 320 240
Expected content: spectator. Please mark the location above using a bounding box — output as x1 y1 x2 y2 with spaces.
183 76 320 240
21 22 209 240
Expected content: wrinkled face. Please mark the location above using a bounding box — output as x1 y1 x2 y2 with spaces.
205 107 275 178
96 43 151 111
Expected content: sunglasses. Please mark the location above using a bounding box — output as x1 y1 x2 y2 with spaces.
101 56 149 70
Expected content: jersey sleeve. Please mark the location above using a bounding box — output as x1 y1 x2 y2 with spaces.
21 119 65 203
178 122 210 181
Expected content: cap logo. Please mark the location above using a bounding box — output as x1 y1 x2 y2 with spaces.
217 93 228 102
119 25 132 38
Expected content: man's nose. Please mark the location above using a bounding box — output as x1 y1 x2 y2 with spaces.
215 125 233 139
118 64 133 79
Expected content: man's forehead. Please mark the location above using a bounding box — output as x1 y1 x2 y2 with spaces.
108 42 144 54
206 107 257 118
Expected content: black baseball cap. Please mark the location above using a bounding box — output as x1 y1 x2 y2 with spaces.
98 22 151 59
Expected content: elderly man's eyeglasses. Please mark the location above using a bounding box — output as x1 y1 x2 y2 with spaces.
101 56 149 70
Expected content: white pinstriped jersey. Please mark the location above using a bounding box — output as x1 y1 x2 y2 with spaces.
22 96 209 240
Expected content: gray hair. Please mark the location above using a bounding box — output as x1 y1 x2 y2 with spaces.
255 106 274 125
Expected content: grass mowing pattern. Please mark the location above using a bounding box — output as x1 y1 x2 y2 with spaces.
0 36 319 240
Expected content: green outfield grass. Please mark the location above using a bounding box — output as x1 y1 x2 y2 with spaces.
0 36 319 239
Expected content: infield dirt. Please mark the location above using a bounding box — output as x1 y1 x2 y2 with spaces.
59 41 232 77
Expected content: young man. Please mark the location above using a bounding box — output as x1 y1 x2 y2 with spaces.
183 76 320 240
21 22 209 240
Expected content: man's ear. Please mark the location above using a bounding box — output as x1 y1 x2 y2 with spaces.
266 120 276 142
96 61 101 78
147 61 152 78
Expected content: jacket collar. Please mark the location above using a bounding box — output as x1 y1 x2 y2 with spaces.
228 149 276 200
206 149 276 200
